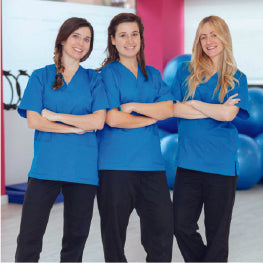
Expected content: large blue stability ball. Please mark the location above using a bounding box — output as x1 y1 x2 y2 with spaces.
255 133 263 180
237 134 261 190
163 54 192 86
160 134 179 189
233 87 263 137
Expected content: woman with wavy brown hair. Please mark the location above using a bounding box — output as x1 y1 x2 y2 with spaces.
15 17 108 262
97 13 174 262
172 16 249 262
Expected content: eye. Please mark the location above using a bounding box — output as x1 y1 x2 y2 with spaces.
72 34 80 39
200 36 206 40
84 38 91 43
120 34 126 38
212 34 217 38
132 32 139 37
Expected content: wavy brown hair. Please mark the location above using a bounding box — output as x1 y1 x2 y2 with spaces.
52 17 94 90
185 16 238 102
98 13 148 80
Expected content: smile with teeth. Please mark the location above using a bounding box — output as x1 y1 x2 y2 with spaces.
73 47 83 53
207 46 216 50
125 46 135 50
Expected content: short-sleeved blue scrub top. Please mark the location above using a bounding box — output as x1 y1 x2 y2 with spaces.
18 64 109 185
172 62 249 176
98 62 173 171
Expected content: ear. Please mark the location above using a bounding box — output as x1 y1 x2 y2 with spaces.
61 41 65 46
111 35 116 46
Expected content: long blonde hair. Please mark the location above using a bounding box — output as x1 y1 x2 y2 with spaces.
185 16 238 102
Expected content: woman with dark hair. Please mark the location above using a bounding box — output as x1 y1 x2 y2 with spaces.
171 16 249 262
15 17 108 262
97 13 174 262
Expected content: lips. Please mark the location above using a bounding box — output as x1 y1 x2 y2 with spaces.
73 47 83 53
207 46 216 50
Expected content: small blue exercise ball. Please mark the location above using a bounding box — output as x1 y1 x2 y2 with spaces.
236 134 261 190
157 117 178 133
160 134 179 189
254 133 263 180
233 88 263 137
163 54 192 86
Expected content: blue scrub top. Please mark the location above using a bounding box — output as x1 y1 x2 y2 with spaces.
172 62 249 176
18 64 109 185
98 62 173 171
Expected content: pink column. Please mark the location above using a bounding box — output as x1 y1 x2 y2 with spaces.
1 0 6 196
137 0 184 72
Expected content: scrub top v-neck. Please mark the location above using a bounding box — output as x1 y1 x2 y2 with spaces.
98 62 173 171
18 64 109 185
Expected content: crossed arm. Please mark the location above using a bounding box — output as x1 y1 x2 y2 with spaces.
26 109 106 134
173 93 240 121
106 101 174 129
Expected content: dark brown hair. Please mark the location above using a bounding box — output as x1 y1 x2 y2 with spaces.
99 13 148 80
52 17 94 90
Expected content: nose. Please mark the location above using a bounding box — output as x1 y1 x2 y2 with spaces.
207 36 213 44
126 35 134 43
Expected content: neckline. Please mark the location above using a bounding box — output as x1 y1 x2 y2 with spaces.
62 65 81 86
117 61 139 80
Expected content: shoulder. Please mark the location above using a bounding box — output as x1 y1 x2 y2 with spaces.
145 65 161 75
83 67 101 79
29 64 55 84
234 69 247 87
234 69 247 81
101 62 118 73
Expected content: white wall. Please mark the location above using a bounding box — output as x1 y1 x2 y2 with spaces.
184 0 263 85
3 0 134 185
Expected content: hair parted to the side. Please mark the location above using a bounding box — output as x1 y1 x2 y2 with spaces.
52 17 94 90
98 13 148 80
185 15 238 103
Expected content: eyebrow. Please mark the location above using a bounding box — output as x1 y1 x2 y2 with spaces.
200 31 215 36
118 30 139 34
73 32 91 38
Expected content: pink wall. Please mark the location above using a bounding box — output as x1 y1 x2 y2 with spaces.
137 0 184 72
1 0 5 196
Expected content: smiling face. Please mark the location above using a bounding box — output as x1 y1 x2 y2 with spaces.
111 22 141 62
199 22 224 65
61 26 91 62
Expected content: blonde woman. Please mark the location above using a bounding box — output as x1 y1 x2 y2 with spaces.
172 16 249 262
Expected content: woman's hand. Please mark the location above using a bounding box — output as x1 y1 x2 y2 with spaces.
224 93 240 106
120 103 135 114
41 109 58 121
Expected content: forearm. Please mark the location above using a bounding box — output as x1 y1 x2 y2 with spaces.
189 100 239 121
173 101 208 119
55 111 106 130
106 109 157 128
123 101 174 120
27 111 83 134
42 109 106 130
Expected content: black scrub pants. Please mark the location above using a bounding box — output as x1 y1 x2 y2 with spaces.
15 177 97 262
173 167 238 262
97 170 174 262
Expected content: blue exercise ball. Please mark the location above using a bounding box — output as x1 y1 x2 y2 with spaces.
254 133 263 180
160 134 179 189
157 117 178 133
233 88 263 137
236 134 261 190
158 128 172 140
163 54 192 86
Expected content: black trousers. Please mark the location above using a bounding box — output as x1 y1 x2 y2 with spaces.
97 170 174 262
173 167 238 262
15 177 97 262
